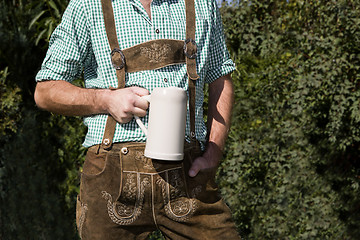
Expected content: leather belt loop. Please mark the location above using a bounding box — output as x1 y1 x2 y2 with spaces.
100 0 126 150
185 0 199 145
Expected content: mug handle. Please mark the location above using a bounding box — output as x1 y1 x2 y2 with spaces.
134 95 151 136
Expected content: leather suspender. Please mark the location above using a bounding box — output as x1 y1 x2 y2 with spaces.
100 0 198 150
100 0 125 149
184 0 199 143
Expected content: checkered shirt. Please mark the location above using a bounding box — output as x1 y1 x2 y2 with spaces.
36 0 235 148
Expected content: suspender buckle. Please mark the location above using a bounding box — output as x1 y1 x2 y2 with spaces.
184 38 197 59
111 48 126 70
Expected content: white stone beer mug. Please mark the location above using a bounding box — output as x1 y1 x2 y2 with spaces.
134 87 187 160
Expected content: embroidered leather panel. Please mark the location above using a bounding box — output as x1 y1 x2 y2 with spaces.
122 39 186 73
101 168 203 225
102 174 151 225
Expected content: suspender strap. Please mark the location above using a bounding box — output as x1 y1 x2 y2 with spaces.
185 0 198 143
100 0 199 150
185 0 199 81
100 0 125 149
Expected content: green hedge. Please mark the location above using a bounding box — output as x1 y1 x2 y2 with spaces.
0 0 82 239
219 0 360 238
1 0 360 239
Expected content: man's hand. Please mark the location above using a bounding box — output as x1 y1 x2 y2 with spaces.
188 142 222 177
103 87 149 123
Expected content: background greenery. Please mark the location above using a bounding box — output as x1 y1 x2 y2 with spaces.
1 0 360 239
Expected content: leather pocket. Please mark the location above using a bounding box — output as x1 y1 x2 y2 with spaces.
82 150 107 176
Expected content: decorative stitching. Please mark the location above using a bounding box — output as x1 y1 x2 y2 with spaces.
123 166 182 175
78 202 88 239
102 175 150 225
123 173 137 201
171 200 193 216
135 151 153 170
156 170 197 222
169 169 186 199
191 185 202 198
140 43 171 63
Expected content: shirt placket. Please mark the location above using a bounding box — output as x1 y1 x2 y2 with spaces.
153 0 174 87
151 0 163 40
129 0 157 39
130 0 172 88
153 0 168 87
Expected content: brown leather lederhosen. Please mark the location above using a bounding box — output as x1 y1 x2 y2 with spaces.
99 0 199 151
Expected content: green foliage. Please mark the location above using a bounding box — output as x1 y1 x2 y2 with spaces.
0 110 82 239
219 0 360 238
2 0 360 239
0 0 83 239
0 67 22 139
28 0 69 46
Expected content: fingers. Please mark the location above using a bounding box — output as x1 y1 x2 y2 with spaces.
188 166 200 177
130 86 149 97
132 106 148 118
129 87 150 117
133 97 149 117
188 156 205 177
107 87 150 123
131 87 149 117
188 147 221 177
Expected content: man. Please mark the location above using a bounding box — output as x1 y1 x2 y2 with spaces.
34 0 240 239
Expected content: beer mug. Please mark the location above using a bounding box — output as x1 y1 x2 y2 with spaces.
134 87 187 160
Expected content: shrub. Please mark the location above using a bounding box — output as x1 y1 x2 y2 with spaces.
219 0 360 238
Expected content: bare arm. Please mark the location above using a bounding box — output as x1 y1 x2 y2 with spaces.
34 80 149 123
188 73 234 177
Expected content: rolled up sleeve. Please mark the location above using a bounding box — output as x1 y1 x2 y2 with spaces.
36 0 91 82
205 1 235 84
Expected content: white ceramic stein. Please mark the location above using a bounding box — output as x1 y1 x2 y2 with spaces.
134 87 187 161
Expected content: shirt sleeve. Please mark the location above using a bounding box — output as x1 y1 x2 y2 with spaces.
204 0 235 84
35 0 91 82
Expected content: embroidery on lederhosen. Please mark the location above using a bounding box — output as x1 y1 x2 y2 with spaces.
156 168 199 222
102 173 150 225
140 43 171 63
135 151 153 170
77 201 88 239
123 173 137 201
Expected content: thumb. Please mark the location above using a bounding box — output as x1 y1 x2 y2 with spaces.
188 157 202 177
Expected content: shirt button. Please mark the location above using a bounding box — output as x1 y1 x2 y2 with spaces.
155 29 160 34
164 78 168 83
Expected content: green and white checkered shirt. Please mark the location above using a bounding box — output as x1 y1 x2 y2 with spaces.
36 0 235 148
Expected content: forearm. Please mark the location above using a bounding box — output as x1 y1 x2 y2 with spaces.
188 74 234 176
206 74 234 157
34 80 149 123
34 80 109 117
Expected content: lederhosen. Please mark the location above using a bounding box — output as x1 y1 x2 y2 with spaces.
76 0 241 239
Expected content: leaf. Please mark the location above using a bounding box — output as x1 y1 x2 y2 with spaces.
28 10 46 30
48 0 60 18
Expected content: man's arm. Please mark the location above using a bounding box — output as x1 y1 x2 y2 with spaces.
188 73 234 177
34 80 149 123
